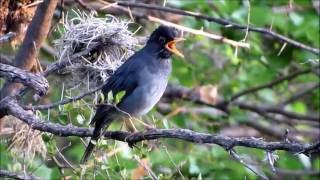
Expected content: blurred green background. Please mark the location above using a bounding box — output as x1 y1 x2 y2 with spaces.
0 0 319 179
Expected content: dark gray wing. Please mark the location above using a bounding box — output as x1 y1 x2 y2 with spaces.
90 51 144 125
101 51 143 98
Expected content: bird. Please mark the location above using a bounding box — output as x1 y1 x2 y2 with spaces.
80 25 184 164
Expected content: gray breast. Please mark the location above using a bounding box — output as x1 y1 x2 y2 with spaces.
118 59 171 116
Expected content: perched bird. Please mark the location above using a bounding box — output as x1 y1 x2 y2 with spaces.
81 25 184 164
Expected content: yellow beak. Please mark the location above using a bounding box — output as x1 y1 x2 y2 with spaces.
165 37 185 58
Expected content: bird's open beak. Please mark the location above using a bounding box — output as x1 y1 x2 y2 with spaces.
165 37 185 58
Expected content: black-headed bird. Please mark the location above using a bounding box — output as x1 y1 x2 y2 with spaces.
81 25 184 164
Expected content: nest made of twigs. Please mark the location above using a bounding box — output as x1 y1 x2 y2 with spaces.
54 10 139 90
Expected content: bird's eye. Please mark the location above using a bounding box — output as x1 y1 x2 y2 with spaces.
159 36 166 43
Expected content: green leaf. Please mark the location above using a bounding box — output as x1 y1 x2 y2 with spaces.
115 90 126 103
42 133 51 142
45 138 57 155
287 101 307 114
99 92 105 103
189 157 200 174
76 114 85 124
107 91 114 102
289 12 304 26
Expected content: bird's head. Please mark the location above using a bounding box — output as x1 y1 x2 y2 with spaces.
146 25 185 58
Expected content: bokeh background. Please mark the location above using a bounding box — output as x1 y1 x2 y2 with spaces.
0 0 319 179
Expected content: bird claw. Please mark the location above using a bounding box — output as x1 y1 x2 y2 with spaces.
128 142 138 148
125 132 138 148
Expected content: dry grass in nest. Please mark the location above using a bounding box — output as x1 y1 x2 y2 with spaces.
4 115 46 160
54 10 139 90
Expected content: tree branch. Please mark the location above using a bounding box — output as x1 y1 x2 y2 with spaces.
0 97 318 155
163 84 319 123
0 169 38 180
0 0 58 99
146 16 250 48
229 149 268 180
116 2 320 55
279 83 320 106
0 63 49 96
229 67 316 102
235 102 319 122
28 83 103 110
0 32 16 44
10 38 105 101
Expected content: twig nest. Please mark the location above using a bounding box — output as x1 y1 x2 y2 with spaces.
55 10 138 89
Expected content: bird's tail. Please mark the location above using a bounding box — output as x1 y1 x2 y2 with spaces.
80 108 118 164
80 139 95 164
80 121 110 164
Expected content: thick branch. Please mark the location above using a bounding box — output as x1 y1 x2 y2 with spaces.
117 2 320 54
0 169 38 180
0 97 318 154
164 84 319 123
0 0 57 99
0 63 49 96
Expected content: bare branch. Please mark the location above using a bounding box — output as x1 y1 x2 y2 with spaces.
0 0 58 99
229 149 268 180
0 32 16 44
279 83 320 106
0 97 317 154
147 16 250 48
244 118 288 139
236 102 319 122
13 39 105 99
164 84 319 124
42 42 103 77
0 63 49 96
230 67 316 102
29 83 104 110
0 169 38 180
296 141 320 155
0 55 13 65
117 2 320 55
274 168 320 177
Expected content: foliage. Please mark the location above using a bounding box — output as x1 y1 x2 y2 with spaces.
0 0 319 179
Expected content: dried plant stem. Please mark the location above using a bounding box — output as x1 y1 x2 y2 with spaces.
147 16 250 49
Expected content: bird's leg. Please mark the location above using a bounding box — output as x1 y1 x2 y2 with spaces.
135 117 155 130
124 117 138 133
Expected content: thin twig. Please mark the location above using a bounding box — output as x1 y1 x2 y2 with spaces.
133 155 158 180
229 67 315 102
279 83 320 106
0 169 38 180
28 83 105 110
235 102 319 122
229 149 268 180
147 16 250 49
117 1 320 54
